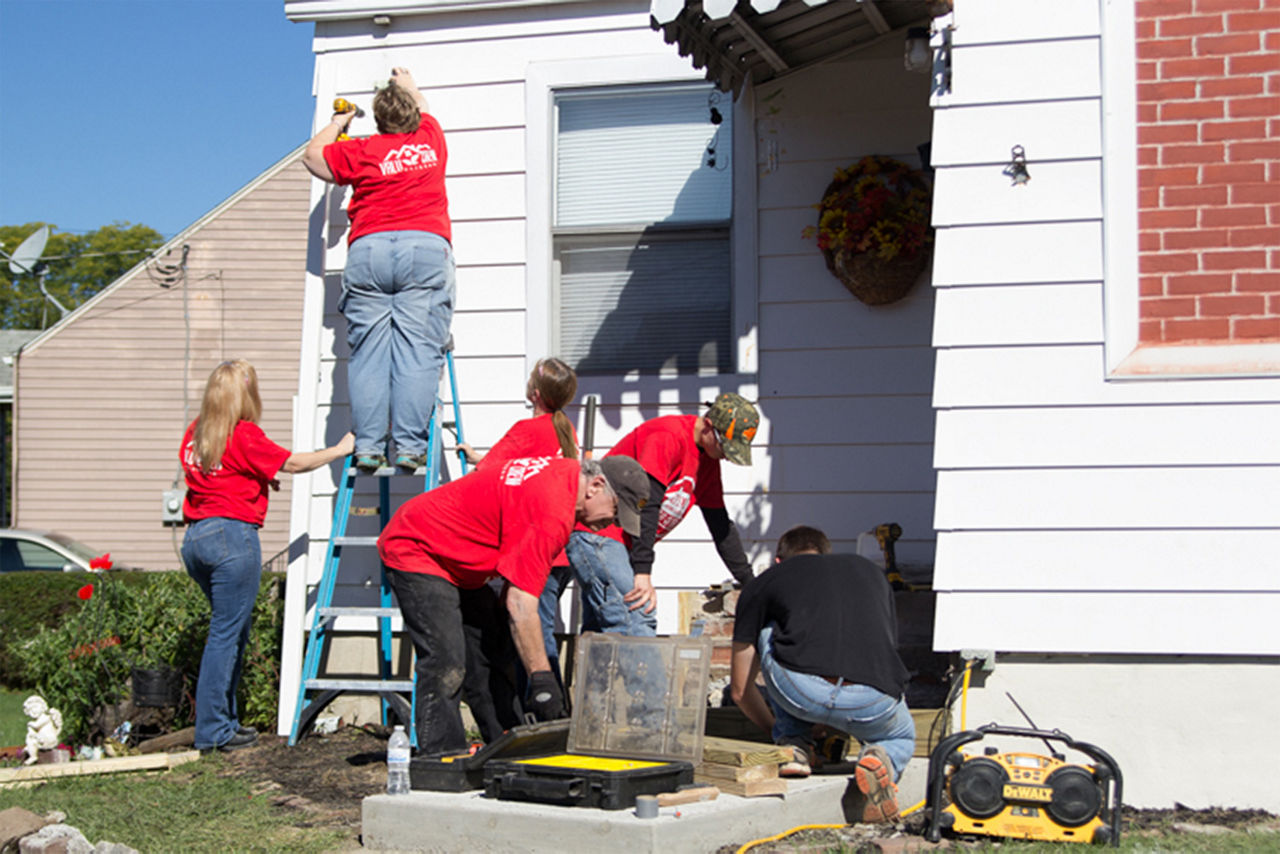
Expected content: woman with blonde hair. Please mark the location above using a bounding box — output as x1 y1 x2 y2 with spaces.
180 359 353 753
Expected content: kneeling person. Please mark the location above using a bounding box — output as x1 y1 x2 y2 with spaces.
378 455 647 756
730 525 914 823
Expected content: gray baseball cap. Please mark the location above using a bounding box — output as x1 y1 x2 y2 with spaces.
600 455 649 537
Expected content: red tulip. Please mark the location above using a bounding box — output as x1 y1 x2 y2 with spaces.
77 583 94 601
89 553 113 571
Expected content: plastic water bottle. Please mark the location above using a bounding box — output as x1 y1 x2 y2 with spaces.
386 725 411 795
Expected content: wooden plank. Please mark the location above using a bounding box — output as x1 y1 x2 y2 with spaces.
947 0 1099 46
933 161 1103 227
932 100 1101 167
759 295 934 351
694 776 790 797
944 40 1100 107
694 761 779 783
933 283 1102 347
932 221 1103 286
934 591 1280 655
935 467 1280 530
935 404 1280 468
935 530 1280 592
0 751 200 786
701 737 793 767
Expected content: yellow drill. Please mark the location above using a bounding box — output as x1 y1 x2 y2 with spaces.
332 98 364 141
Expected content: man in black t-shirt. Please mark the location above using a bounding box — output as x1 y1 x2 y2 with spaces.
730 525 915 823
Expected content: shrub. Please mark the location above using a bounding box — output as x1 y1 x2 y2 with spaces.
13 571 284 744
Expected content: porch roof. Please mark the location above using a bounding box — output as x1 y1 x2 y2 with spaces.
651 0 937 96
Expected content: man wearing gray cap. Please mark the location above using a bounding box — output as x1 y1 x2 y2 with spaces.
378 455 648 755
548 393 761 640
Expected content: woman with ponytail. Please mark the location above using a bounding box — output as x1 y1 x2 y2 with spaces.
454 357 579 739
179 360 353 753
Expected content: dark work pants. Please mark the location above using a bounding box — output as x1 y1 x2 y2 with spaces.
460 578 523 743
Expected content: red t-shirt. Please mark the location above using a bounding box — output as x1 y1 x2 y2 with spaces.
589 414 725 544
180 420 291 527
477 414 579 566
378 456 579 596
323 112 451 244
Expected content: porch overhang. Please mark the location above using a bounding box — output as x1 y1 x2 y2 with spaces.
651 0 940 96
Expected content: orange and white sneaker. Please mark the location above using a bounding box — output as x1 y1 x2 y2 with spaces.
853 744 900 823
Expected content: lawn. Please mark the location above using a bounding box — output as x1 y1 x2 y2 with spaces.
0 689 26 747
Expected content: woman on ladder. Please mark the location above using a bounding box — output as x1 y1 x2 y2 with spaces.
180 359 354 753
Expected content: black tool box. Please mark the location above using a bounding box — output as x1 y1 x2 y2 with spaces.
482 753 694 810
410 719 569 792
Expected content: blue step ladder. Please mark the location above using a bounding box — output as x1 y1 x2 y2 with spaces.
289 342 468 745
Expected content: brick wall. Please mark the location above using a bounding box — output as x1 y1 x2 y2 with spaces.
1135 0 1280 344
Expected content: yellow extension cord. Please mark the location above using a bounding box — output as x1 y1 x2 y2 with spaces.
735 660 976 854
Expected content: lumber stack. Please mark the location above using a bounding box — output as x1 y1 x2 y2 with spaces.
694 736 791 797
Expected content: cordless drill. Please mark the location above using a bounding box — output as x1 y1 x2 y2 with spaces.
332 98 365 141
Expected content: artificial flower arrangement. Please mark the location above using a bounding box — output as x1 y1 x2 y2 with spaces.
803 155 933 305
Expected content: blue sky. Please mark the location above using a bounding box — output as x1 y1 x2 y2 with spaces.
0 0 316 239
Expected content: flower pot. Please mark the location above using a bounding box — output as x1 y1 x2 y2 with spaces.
823 246 928 306
131 666 182 708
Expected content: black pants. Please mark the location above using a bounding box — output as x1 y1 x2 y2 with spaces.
460 578 523 743
386 569 519 755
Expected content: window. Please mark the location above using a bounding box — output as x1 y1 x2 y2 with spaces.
552 84 732 375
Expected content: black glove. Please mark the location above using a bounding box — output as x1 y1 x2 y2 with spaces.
527 670 567 721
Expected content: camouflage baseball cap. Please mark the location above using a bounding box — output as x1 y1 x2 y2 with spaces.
705 392 759 466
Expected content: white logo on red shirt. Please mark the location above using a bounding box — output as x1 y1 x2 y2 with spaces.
182 441 220 473
502 456 552 486
380 143 438 176
657 475 696 540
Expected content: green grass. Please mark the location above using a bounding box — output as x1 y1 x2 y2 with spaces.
0 689 26 747
0 757 350 853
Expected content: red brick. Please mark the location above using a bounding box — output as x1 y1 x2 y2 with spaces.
1140 123 1201 144
1164 184 1230 206
1140 251 1201 272
1144 208 1200 228
1138 0 1194 17
1228 140 1280 160
1226 10 1280 28
1200 293 1267 315
1194 0 1262 10
1238 271 1280 290
1161 14 1227 36
1230 226 1280 246
1161 99 1226 120
1138 58 1159 80
1166 228 1232 249
1271 248 1280 267
1140 187 1161 208
1141 274 1168 296
1231 183 1280 204
1201 118 1268 140
1139 146 1161 166
1233 317 1280 338
1140 232 1164 251
1163 142 1227 163
1269 73 1280 94
1145 296 1200 316
1161 56 1226 77
1139 37 1196 59
1164 317 1231 340
1201 207 1269 227
1271 203 1280 225
1168 272 1234 293
1140 79 1200 101
1139 102 1161 123
1138 318 1166 342
1272 161 1280 181
1270 293 1280 313
1228 53 1280 74
1140 165 1203 187
1196 32 1262 54
1138 20 1158 39
1228 96 1280 118
1201 76 1265 97
1203 162 1267 182
1202 248 1269 267
1267 30 1280 49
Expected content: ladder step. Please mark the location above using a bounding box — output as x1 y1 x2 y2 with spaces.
345 466 422 477
332 536 379 547
304 678 415 692
318 606 400 618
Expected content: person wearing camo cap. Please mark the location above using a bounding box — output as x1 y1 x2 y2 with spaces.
543 393 761 644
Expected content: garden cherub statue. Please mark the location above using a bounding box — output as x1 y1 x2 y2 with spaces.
22 695 63 765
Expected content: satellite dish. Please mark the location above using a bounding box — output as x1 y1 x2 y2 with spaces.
8 225 51 275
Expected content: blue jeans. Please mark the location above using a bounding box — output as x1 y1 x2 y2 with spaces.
182 517 262 750
559 531 656 638
340 230 455 458
758 625 915 782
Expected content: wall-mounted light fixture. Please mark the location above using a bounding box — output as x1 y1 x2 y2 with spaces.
904 26 932 73
1003 145 1031 187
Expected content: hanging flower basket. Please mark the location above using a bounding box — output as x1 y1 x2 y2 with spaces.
803 155 933 306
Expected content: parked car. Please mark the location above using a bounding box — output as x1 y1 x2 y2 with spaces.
0 528 124 573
